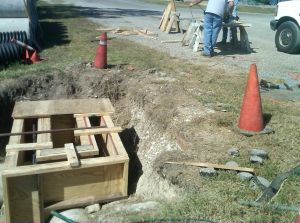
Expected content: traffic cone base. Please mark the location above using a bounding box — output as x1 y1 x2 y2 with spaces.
238 64 274 136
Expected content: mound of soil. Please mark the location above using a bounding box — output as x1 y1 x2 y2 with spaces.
0 62 239 200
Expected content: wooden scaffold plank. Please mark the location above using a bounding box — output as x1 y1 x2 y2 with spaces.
12 98 115 118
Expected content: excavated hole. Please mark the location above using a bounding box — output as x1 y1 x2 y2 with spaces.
0 66 143 195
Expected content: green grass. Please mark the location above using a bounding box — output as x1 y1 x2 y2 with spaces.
143 0 275 14
1 1 299 222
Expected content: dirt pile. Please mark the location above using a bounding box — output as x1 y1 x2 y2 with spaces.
0 63 241 200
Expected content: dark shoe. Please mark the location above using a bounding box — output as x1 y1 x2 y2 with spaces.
201 52 211 57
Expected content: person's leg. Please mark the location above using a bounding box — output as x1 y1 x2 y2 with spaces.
222 27 228 43
222 16 229 43
211 15 222 52
203 13 214 55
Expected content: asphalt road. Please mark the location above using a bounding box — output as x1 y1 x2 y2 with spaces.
45 0 300 100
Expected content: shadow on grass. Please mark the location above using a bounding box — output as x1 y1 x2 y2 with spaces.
39 21 70 49
263 113 272 125
37 4 161 49
38 5 162 20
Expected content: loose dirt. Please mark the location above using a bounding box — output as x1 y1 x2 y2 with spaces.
0 62 241 200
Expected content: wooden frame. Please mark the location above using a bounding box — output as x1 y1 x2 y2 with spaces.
2 99 129 222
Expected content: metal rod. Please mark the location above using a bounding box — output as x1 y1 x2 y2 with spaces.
0 125 117 138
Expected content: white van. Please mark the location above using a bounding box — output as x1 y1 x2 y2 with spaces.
270 0 300 53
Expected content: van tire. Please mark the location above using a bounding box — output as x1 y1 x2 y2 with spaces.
275 21 300 53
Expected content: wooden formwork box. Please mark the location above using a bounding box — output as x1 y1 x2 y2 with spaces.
2 99 129 222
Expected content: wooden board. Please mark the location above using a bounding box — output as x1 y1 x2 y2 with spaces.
74 127 122 136
6 142 53 152
166 14 176 33
64 143 80 168
100 116 127 156
75 117 91 145
36 117 51 162
36 145 96 162
170 0 176 11
5 119 24 168
160 3 172 32
42 164 124 202
165 161 254 173
2 155 128 177
12 99 114 118
3 175 43 222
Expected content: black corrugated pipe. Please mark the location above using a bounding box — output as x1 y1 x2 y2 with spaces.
0 31 27 64
0 42 22 64
0 31 27 44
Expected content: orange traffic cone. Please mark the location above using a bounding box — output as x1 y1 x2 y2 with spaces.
93 32 107 69
295 213 300 223
30 50 41 63
238 64 273 136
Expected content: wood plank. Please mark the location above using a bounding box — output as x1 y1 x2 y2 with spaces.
64 143 80 168
4 175 39 222
101 116 127 155
36 145 96 163
160 3 172 32
6 142 53 152
42 164 124 203
12 99 115 118
83 116 100 153
158 8 166 29
165 161 254 173
75 117 91 145
74 127 122 136
74 113 104 118
170 0 176 11
32 175 44 222
122 160 129 196
166 14 176 33
2 155 129 177
5 119 24 168
36 118 51 161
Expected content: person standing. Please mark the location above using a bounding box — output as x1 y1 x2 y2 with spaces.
222 0 239 44
190 0 234 57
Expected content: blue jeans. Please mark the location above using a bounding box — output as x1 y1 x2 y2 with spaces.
203 12 222 55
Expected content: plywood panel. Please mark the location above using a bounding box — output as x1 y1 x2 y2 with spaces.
42 164 124 202
4 175 43 222
13 99 114 118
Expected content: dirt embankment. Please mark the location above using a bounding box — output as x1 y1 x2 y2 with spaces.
0 63 242 200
